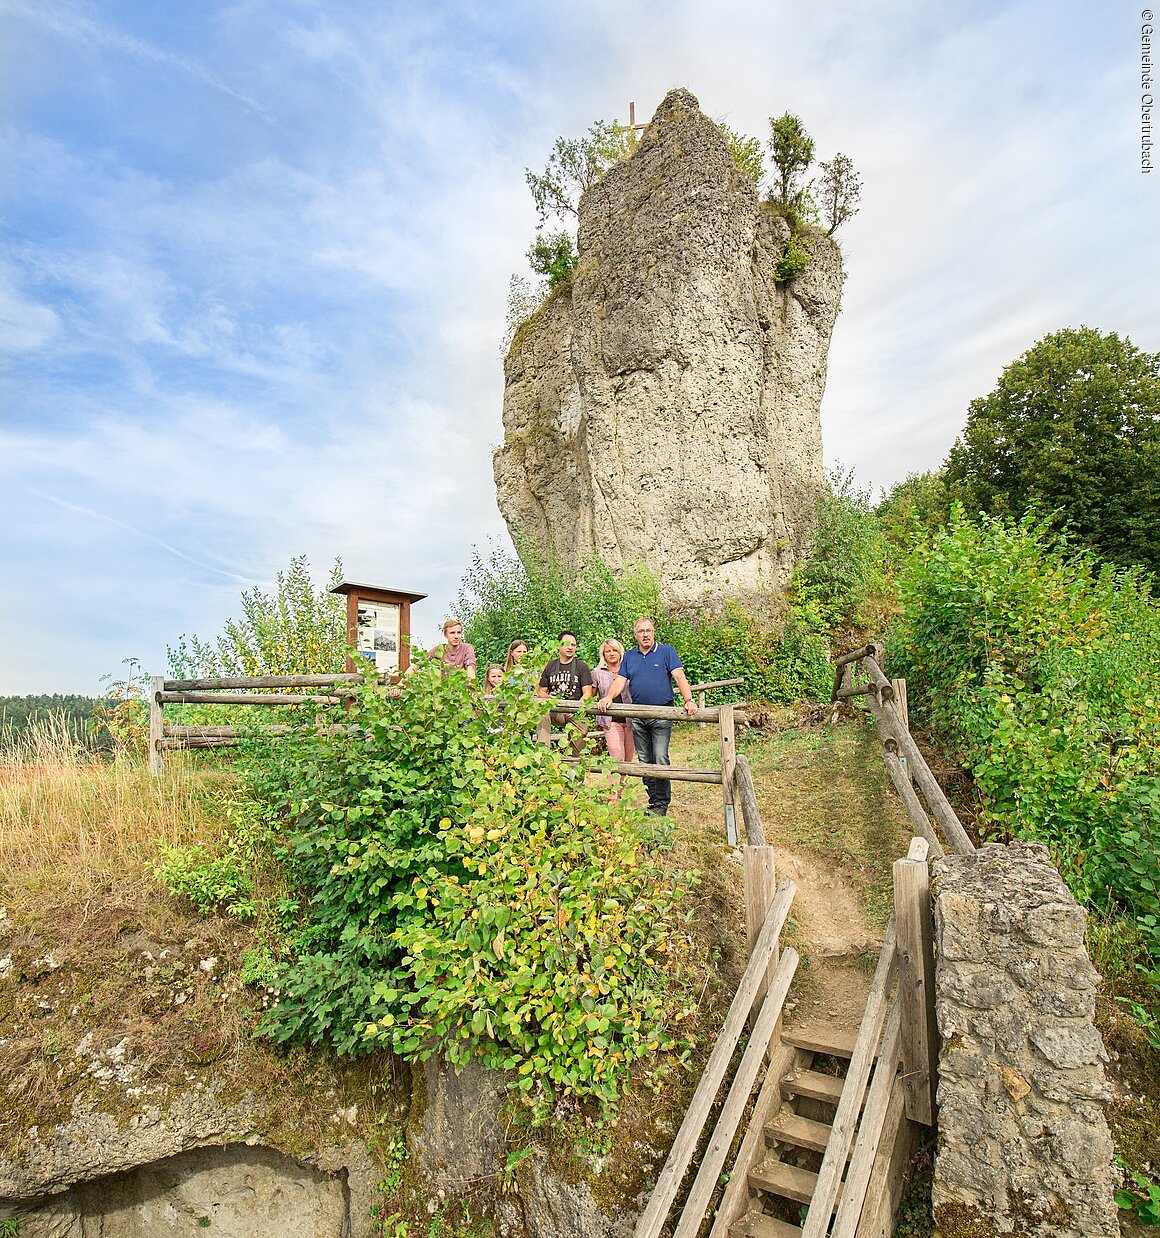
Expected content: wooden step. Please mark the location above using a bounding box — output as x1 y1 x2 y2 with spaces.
765 1110 832 1153
748 1157 824 1204
780 1068 844 1105
729 1211 803 1237
781 1023 858 1059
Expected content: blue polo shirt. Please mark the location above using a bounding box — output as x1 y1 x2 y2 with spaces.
620 642 683 706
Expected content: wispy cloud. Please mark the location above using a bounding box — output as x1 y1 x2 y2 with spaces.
0 0 1154 692
1 0 278 125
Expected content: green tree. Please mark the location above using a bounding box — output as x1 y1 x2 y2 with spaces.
767 112 815 215
524 120 637 224
716 120 765 185
876 470 952 551
818 152 862 235
168 555 347 678
526 230 577 289
944 327 1160 573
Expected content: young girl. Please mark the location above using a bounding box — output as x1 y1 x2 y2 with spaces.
484 664 505 693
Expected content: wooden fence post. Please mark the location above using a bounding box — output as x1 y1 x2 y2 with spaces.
718 704 737 846
149 675 165 778
892 677 909 733
893 836 938 1125
744 845 778 1024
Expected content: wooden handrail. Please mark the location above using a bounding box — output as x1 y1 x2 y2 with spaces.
801 917 899 1237
829 997 904 1237
734 755 766 846
634 879 797 1238
865 689 974 855
159 691 342 705
671 948 800 1238
882 752 946 860
164 673 366 690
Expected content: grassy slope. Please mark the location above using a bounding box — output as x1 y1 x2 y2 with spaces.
5 709 1148 1233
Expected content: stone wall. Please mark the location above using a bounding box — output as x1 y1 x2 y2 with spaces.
930 840 1119 1237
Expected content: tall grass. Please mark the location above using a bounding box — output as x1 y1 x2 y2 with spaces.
0 715 235 898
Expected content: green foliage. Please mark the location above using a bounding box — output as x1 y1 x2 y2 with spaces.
665 603 832 705
767 112 815 214
0 695 100 750
93 657 151 758
154 841 256 920
457 546 831 704
243 662 692 1118
524 120 637 225
891 509 1160 995
526 231 577 290
944 326 1160 574
1116 1160 1160 1226
152 797 272 918
168 555 346 679
792 468 891 630
818 153 862 235
875 470 952 553
716 120 764 184
773 226 811 283
0 1218 22 1236
456 544 663 672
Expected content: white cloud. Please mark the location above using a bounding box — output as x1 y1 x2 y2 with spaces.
0 0 1155 693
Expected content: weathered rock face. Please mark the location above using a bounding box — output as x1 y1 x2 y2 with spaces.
494 88 843 607
931 840 1120 1238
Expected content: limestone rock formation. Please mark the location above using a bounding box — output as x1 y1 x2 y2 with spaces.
494 88 844 607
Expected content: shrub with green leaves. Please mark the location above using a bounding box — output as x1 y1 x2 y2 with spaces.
456 544 664 671
457 546 832 704
244 660 692 1117
792 467 891 631
890 509 1160 983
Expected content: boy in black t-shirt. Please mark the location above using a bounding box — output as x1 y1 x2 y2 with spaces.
536 631 595 751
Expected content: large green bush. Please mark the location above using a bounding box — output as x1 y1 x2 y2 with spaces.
890 510 1160 983
791 467 891 631
458 547 832 703
243 661 692 1117
456 545 662 672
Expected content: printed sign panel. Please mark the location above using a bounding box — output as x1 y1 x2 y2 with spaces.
356 602 401 673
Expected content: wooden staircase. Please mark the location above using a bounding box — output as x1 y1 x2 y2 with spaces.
714 1024 862 1237
637 842 938 1238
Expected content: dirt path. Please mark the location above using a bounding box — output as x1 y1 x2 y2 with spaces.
776 847 882 1037
671 714 910 1042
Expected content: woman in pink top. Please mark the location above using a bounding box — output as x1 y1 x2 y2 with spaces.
591 639 634 794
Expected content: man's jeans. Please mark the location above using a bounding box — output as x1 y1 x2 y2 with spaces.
630 717 672 811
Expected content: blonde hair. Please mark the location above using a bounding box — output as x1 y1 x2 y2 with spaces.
596 637 625 670
484 663 505 689
503 638 529 671
442 618 463 635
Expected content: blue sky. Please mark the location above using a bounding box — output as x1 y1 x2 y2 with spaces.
1 0 1155 695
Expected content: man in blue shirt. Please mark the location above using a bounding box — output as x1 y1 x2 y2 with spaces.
597 617 696 815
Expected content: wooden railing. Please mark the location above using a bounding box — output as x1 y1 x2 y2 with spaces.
635 877 799 1238
149 674 759 843
833 642 975 858
637 832 939 1238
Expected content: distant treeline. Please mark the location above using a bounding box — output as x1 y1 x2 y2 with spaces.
0 695 103 748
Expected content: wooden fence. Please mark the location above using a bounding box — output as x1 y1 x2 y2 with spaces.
832 641 975 859
635 641 975 1237
636 834 939 1238
148 672 756 836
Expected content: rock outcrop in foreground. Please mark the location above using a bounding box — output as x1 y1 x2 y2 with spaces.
494 88 844 607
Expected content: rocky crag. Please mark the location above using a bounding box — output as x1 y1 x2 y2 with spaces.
494 88 844 607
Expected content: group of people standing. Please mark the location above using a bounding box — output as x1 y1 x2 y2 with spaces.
431 617 696 817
